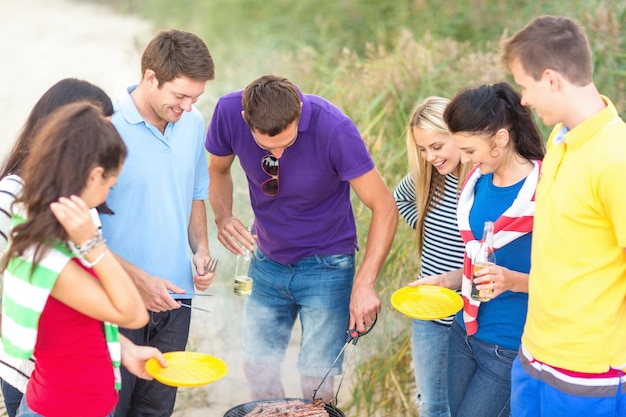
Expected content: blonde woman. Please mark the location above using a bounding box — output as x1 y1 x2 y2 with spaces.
393 96 471 417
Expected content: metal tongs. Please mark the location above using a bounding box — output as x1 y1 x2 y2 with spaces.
312 315 378 406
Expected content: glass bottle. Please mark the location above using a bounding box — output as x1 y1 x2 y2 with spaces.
470 221 496 302
233 227 254 296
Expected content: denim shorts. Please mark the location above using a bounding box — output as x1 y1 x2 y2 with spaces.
242 249 354 377
2 379 23 417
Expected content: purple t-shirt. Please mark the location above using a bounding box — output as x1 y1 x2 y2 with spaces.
205 90 375 264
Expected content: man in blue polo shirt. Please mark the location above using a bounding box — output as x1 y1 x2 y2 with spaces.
100 29 216 417
205 74 398 403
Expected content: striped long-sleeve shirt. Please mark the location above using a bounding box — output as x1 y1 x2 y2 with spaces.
393 173 465 325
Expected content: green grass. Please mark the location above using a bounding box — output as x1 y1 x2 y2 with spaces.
105 1 626 415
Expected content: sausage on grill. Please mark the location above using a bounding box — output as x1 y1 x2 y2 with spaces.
245 399 329 417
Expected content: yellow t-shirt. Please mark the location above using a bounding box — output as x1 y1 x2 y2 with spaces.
523 96 626 373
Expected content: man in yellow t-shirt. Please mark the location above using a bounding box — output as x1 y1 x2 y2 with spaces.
502 15 626 417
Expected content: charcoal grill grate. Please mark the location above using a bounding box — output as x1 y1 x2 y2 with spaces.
223 398 345 417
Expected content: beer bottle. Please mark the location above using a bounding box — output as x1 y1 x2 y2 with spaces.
470 221 496 302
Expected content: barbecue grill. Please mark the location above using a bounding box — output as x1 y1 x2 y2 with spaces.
223 398 345 417
224 318 377 417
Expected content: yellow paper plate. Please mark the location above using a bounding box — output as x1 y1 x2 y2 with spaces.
390 285 463 320
145 351 228 387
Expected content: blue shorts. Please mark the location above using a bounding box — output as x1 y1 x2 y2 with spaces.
242 249 354 377
511 347 626 417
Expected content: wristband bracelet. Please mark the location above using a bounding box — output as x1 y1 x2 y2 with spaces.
81 247 107 269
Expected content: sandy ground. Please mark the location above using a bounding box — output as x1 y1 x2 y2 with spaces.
0 0 151 160
0 1 351 416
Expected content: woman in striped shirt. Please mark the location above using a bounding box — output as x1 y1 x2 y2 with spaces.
393 96 471 417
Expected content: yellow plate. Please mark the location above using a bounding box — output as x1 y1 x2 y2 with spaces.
145 351 228 387
390 285 463 320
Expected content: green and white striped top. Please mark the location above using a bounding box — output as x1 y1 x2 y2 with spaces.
1 209 121 389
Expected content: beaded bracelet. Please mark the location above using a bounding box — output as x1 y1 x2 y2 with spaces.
68 230 106 267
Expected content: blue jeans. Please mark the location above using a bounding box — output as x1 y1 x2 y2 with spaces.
447 320 516 417
412 319 451 417
242 249 354 377
114 304 191 417
1 379 24 417
16 395 114 417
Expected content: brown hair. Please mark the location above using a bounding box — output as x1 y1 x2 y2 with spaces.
406 97 471 253
501 15 593 86
141 29 215 85
444 82 545 161
7 102 127 268
242 74 301 136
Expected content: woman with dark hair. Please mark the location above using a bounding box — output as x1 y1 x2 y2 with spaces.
440 82 544 417
0 78 117 416
0 82 164 417
1 102 150 417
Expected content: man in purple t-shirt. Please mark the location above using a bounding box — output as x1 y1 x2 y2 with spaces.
205 74 397 403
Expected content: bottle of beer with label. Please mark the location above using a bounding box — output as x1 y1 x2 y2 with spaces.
471 221 496 302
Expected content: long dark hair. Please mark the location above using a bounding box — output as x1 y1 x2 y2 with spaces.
444 82 545 160
1 78 114 179
7 102 126 268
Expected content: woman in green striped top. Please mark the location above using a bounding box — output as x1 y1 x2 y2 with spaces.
1 102 153 417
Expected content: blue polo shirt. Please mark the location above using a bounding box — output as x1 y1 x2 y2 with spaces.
101 85 209 297
205 89 374 265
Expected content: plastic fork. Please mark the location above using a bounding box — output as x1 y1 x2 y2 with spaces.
205 257 218 274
